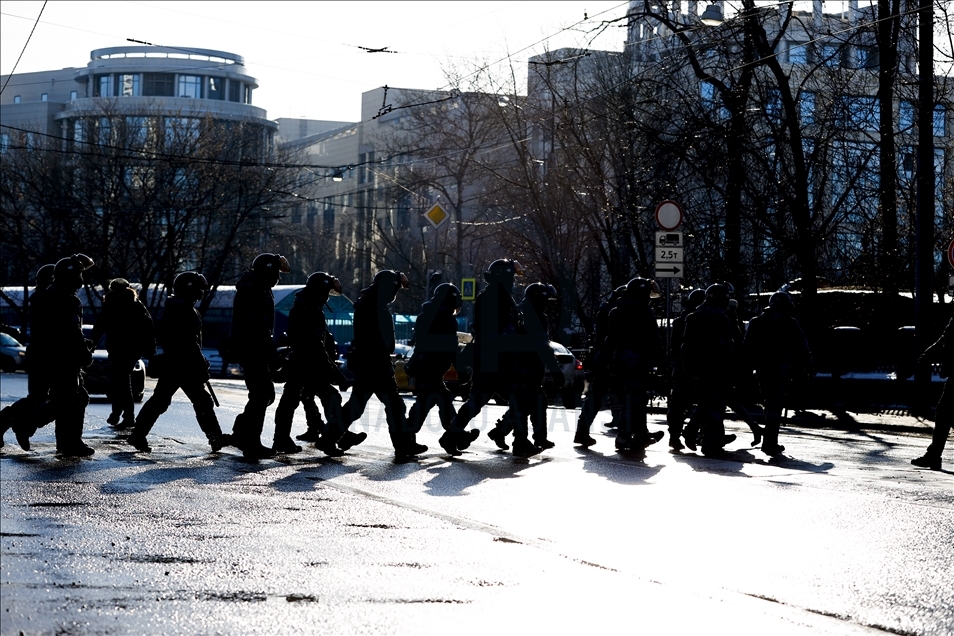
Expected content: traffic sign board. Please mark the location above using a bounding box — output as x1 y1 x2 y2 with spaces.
424 203 449 228
656 231 683 247
655 264 683 278
654 200 683 231
461 278 477 300
948 238 954 269
655 247 684 262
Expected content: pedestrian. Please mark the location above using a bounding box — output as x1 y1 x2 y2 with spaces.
341 270 425 459
681 283 738 456
34 254 97 456
487 282 563 451
229 253 290 460
742 291 813 456
724 294 764 447
573 286 626 447
128 272 230 454
272 271 347 457
89 278 155 428
446 259 538 457
0 264 56 450
911 315 953 471
604 277 665 452
665 288 705 450
406 283 463 450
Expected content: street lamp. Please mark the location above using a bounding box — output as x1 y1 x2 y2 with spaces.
700 3 724 26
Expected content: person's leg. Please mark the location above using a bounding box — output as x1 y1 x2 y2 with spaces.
233 361 275 457
273 376 304 452
128 376 180 451
108 354 136 425
181 381 227 451
913 380 950 469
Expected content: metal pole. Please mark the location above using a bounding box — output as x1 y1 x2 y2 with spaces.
914 0 935 404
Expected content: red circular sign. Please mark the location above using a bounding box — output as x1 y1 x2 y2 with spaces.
948 238 954 269
654 200 684 231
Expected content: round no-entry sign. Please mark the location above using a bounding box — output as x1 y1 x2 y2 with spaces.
655 200 684 231
948 238 954 269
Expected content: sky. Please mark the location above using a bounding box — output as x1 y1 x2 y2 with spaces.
0 1 631 123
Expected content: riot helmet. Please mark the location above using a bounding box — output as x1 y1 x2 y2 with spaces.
768 291 794 313
685 289 706 312
483 259 525 293
705 283 731 310
252 253 290 287
35 264 55 290
372 270 410 303
432 283 463 315
624 277 661 303
53 253 94 290
306 271 342 296
173 271 209 303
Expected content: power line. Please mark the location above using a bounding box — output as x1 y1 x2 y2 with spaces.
0 1 47 96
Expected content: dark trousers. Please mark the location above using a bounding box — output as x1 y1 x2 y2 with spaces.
756 369 790 448
108 353 139 421
134 375 221 441
342 373 409 448
1 367 54 437
48 368 89 449
666 373 691 437
407 375 457 434
616 380 650 441
576 376 621 437
232 360 275 445
494 382 548 443
686 376 728 451
451 377 531 442
926 379 952 459
274 372 343 443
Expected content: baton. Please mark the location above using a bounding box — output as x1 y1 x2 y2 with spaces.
206 381 220 408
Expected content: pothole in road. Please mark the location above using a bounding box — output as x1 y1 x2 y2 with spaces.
28 502 90 508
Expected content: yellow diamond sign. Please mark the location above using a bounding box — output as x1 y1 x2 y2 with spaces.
424 203 449 228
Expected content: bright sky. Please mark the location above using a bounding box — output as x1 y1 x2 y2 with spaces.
1 1 630 122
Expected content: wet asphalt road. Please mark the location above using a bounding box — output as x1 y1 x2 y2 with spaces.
1 372 952 636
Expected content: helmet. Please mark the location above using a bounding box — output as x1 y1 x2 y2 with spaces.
705 283 731 309
35 264 55 289
306 271 342 295
371 270 410 301
53 253 94 289
483 259 524 293
686 289 705 311
252 253 291 276
173 271 209 301
524 282 557 305
109 278 131 293
769 291 794 312
624 277 661 302
432 283 463 315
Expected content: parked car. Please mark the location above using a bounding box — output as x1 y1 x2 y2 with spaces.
0 332 27 373
82 326 146 402
548 341 585 408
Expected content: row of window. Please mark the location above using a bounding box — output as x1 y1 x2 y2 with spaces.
92 72 251 103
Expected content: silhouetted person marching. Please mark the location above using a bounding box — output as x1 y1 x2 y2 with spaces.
911 315 953 471
665 288 704 450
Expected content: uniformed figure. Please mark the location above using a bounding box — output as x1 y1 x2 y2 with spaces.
89 278 155 428
406 283 463 446
604 277 665 452
446 259 538 457
0 264 56 450
272 271 347 457
341 270 423 459
665 288 705 449
681 283 738 456
724 294 764 446
911 315 952 471
574 285 626 447
128 272 229 453
229 253 290 460
741 292 812 455
37 254 97 456
487 282 563 451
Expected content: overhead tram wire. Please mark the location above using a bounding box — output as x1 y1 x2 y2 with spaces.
0 1 47 96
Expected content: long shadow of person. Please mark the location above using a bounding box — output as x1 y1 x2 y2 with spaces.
421 454 550 497
577 448 664 485
271 460 360 493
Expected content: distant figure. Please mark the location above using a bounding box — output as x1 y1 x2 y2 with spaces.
574 285 626 447
681 283 737 456
406 283 463 450
911 315 953 471
89 278 155 428
341 270 420 458
665 288 705 450
487 282 563 451
742 292 813 456
229 253 290 460
128 272 229 454
604 277 665 452
273 271 347 457
0 264 56 449
36 254 97 456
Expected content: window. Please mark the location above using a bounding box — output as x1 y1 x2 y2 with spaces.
787 41 808 65
143 73 175 97
821 45 843 68
800 91 816 126
323 198 335 233
836 96 879 131
208 77 224 100
73 120 85 144
13 95 21 103
934 104 946 137
98 117 112 144
125 116 150 147
96 74 111 97
116 74 140 97
765 89 782 119
228 80 240 102
243 85 252 104
70 90 78 101
856 46 879 69
177 75 202 99
0 133 9 153
899 101 915 132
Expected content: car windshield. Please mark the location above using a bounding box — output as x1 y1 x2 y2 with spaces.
0 333 23 346
549 342 570 354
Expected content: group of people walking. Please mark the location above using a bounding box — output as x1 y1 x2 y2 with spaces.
0 254 949 471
